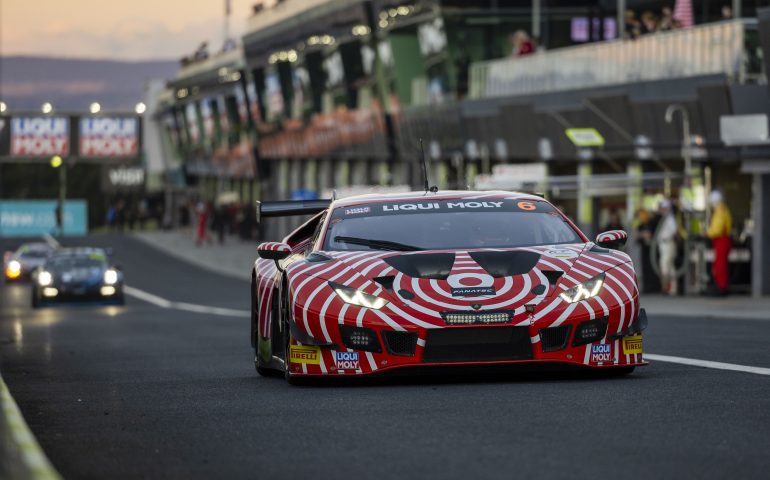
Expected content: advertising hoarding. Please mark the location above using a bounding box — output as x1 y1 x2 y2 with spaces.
79 117 139 158
10 117 70 157
0 200 88 237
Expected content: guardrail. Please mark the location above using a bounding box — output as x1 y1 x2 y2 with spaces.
470 19 759 99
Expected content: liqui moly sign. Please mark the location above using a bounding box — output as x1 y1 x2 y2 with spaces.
10 117 70 157
79 117 139 157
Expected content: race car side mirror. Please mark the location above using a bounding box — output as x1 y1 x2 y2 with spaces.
257 242 292 261
596 230 628 250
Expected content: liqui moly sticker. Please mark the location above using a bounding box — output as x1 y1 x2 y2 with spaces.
590 343 613 363
335 351 360 370
11 117 70 157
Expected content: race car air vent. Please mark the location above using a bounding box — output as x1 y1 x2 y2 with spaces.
423 327 533 363
382 331 418 356
531 284 547 295
384 253 454 280
542 271 564 285
373 276 395 291
539 325 572 352
572 317 608 346
441 311 513 325
468 251 541 277
306 252 333 263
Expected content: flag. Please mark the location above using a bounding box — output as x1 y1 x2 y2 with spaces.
673 0 694 28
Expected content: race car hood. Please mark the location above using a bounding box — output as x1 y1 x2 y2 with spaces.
315 244 630 315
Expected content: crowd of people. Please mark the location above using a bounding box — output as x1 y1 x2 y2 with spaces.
624 4 734 39
191 200 259 246
626 189 734 297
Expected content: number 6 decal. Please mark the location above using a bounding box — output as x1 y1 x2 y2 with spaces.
517 201 536 211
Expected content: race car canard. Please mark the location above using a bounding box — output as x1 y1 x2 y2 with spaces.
249 191 647 384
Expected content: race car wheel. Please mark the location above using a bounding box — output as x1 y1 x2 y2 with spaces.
31 290 40 309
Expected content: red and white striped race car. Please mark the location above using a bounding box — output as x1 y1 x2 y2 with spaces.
250 191 647 383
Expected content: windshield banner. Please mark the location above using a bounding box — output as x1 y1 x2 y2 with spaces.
335 199 553 218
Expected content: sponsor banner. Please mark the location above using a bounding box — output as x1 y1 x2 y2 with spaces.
623 335 643 355
79 117 139 158
335 351 360 370
10 117 70 157
102 166 145 192
590 343 613 363
289 345 320 365
0 200 87 237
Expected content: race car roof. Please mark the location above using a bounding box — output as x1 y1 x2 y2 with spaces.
330 190 543 209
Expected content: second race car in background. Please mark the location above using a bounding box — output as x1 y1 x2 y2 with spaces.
4 242 56 282
31 247 125 307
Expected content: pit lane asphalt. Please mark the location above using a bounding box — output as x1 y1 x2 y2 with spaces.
1 234 769 480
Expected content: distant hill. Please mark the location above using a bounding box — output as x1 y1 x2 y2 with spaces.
0 56 178 112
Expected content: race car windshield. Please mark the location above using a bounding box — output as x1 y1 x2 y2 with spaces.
46 256 106 270
324 199 582 251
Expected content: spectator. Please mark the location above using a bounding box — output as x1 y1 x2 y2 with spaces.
624 10 642 39
640 11 659 34
706 190 732 296
655 200 679 295
211 204 226 245
195 201 209 247
659 6 681 31
106 204 117 230
721 5 733 20
510 30 535 57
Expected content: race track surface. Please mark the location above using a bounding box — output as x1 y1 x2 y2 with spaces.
1 234 769 479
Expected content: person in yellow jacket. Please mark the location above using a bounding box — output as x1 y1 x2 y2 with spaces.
706 190 732 296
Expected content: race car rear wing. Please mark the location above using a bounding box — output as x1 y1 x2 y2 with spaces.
255 199 332 224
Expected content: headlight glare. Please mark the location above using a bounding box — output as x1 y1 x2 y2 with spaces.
38 270 53 286
104 269 119 285
559 273 605 303
330 282 388 310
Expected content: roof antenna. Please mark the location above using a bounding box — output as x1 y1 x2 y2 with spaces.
419 138 438 194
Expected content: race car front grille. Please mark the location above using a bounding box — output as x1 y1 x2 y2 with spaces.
422 327 533 363
383 331 418 356
441 311 513 325
539 325 572 352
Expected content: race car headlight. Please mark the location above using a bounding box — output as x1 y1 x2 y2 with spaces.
559 273 605 304
329 282 388 310
37 270 53 287
103 269 119 285
6 260 21 278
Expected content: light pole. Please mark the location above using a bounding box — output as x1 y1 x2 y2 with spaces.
51 155 66 236
665 103 703 295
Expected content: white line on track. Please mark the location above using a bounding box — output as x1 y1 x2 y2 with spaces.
645 354 770 376
124 285 248 317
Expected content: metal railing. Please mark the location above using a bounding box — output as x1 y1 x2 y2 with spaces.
470 19 760 99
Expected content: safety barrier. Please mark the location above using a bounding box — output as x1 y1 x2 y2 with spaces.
0 373 61 480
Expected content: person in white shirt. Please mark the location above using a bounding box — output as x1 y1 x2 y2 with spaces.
655 199 678 295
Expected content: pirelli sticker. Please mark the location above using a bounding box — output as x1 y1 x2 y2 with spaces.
289 345 321 365
623 335 643 355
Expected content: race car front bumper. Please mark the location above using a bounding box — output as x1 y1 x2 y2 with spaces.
286 308 648 377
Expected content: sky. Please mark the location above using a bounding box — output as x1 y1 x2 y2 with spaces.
1 0 258 60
